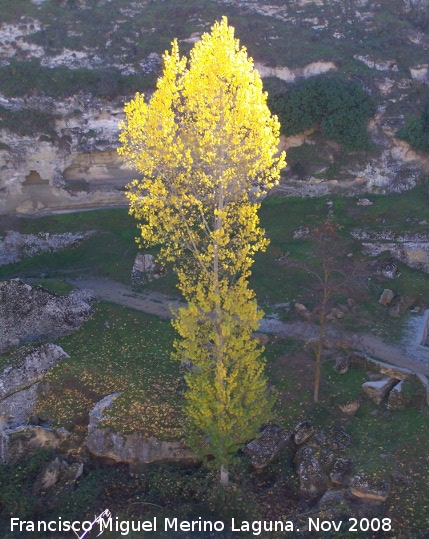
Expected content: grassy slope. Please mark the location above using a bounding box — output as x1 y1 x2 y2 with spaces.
1 188 429 536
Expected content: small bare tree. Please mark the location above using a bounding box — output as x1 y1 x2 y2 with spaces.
287 220 366 402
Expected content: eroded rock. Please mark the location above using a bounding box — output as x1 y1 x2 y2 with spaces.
131 253 165 286
2 426 71 463
349 475 390 503
339 398 361 415
294 420 315 445
295 445 329 496
0 280 93 352
86 393 193 464
0 383 39 429
0 230 94 266
243 425 292 469
362 377 398 405
0 343 69 399
330 458 354 486
379 289 394 306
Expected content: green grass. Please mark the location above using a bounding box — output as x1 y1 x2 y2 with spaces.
27 278 75 295
0 208 139 284
35 302 183 438
3 187 429 340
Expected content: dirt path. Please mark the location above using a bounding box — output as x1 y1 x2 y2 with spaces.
66 277 186 319
68 276 429 376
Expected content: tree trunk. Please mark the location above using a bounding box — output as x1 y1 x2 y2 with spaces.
314 271 328 403
220 464 229 487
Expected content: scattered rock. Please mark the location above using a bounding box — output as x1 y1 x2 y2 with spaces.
369 257 400 279
294 420 315 445
326 307 344 321
362 377 398 405
357 198 373 206
292 226 310 239
410 64 429 83
295 445 329 496
86 394 193 464
328 427 351 452
346 298 356 309
339 398 361 415
388 294 417 318
349 475 391 503
379 289 394 306
131 253 166 286
243 425 292 469
295 303 312 320
33 457 84 493
333 355 350 374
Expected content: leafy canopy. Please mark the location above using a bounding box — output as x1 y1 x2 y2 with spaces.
118 17 284 479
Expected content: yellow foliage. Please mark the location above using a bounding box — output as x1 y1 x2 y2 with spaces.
118 17 284 472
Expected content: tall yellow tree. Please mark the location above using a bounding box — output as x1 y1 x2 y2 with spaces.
118 17 285 486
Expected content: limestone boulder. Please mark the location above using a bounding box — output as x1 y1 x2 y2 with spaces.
0 383 39 429
379 289 394 306
86 394 193 464
350 353 413 381
387 380 410 410
131 253 165 286
0 280 94 352
292 227 310 239
293 420 315 445
334 355 350 374
2 426 71 463
349 475 390 503
295 303 312 320
362 377 398 405
339 398 361 415
243 425 292 469
0 343 69 399
295 445 329 496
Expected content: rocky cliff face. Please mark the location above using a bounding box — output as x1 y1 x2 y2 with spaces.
0 94 130 214
1 0 429 214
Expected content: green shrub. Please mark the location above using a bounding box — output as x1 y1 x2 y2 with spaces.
0 60 156 99
266 75 375 151
0 106 57 137
396 103 429 153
